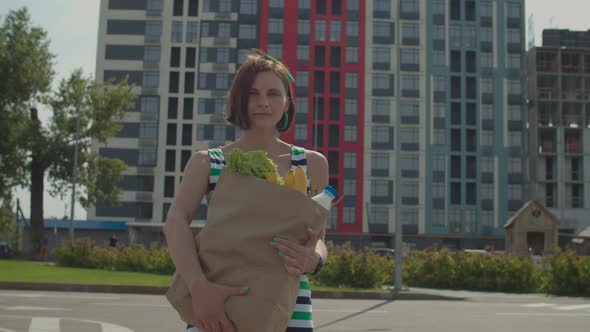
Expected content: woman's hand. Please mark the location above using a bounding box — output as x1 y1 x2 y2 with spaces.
270 227 321 276
189 278 248 332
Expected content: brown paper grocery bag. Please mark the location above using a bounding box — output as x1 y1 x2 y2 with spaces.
166 170 328 332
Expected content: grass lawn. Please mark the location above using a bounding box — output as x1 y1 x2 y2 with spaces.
0 260 388 292
0 260 172 286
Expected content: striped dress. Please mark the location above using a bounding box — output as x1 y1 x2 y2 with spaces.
187 145 314 331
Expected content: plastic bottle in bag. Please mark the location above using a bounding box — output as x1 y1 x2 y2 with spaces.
311 185 337 211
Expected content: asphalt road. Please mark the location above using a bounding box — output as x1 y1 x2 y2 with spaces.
0 289 589 332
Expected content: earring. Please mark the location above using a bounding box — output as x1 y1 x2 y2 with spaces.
279 112 289 131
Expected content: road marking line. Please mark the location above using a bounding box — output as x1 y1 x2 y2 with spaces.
314 309 387 313
5 306 71 311
520 303 556 308
90 302 169 308
554 304 590 311
0 293 119 300
29 317 60 332
0 328 18 332
497 312 590 317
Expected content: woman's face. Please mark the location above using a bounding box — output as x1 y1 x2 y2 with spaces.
247 71 288 131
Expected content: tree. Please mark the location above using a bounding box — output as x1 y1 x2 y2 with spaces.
0 8 137 255
0 7 54 201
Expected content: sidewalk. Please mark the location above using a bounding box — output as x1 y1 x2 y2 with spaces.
0 281 465 301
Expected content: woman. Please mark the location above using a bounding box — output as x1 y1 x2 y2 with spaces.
163 50 329 332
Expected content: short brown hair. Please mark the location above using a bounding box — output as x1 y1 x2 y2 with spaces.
226 49 295 132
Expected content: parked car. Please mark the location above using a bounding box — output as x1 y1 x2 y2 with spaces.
370 248 395 258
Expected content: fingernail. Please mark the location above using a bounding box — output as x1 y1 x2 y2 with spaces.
307 227 313 232
272 237 279 241
283 262 288 267
241 286 249 291
269 241 276 246
278 250 283 255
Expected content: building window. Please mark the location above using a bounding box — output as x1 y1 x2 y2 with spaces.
215 74 229 89
433 0 446 15
507 54 521 68
344 152 356 169
481 104 493 120
296 71 308 87
373 74 391 89
432 210 446 226
344 125 357 142
373 22 392 38
371 180 389 197
297 45 309 61
373 99 390 117
433 51 445 66
171 21 183 42
507 1 521 18
400 154 419 173
374 0 391 12
508 132 521 147
481 27 492 42
295 124 307 140
433 76 447 93
299 0 310 9
144 46 160 63
296 97 308 115
400 0 419 13
507 79 521 95
372 153 389 171
402 23 419 43
346 47 358 62
140 123 158 139
481 78 493 94
507 28 520 44
369 207 388 224
402 75 420 92
400 100 419 118
343 207 356 224
145 21 162 37
143 71 159 89
269 0 282 8
508 185 522 201
401 127 419 146
481 52 493 68
330 21 341 41
433 129 446 145
345 98 357 115
401 48 419 65
186 22 198 43
433 103 445 118
481 130 494 146
433 26 445 41
298 20 310 35
463 26 476 48
141 96 159 113
481 211 493 226
315 20 326 41
269 18 283 34
139 148 157 166
268 44 282 59
347 21 359 37
508 158 522 173
218 23 230 38
345 73 358 89
372 126 390 144
344 179 356 196
401 181 419 203
239 24 256 39
508 105 521 121
373 47 391 64
240 0 258 15
449 25 461 48
481 0 492 17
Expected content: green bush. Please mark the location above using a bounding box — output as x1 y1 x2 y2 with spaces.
542 250 590 296
311 243 393 289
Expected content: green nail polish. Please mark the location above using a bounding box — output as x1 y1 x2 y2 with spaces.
242 286 249 291
283 262 288 267
272 237 279 241
278 250 283 255
307 227 313 232
269 241 276 246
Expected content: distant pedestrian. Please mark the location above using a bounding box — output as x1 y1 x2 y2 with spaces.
109 234 118 248
39 233 49 261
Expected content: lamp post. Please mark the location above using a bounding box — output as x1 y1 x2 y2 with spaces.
393 13 403 293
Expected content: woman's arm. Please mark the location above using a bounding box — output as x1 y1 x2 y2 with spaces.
163 150 210 289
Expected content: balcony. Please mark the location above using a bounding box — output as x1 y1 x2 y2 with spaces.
538 143 557 154
564 133 582 154
537 88 558 100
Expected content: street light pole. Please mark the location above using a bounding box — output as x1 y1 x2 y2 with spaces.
69 107 81 242
393 12 403 293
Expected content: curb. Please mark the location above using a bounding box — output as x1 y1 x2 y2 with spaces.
0 282 464 301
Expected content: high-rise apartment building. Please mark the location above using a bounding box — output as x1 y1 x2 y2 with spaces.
525 29 590 235
92 0 525 248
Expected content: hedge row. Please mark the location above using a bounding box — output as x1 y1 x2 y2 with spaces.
55 239 590 295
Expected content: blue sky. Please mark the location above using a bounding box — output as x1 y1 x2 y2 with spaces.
1 0 589 219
